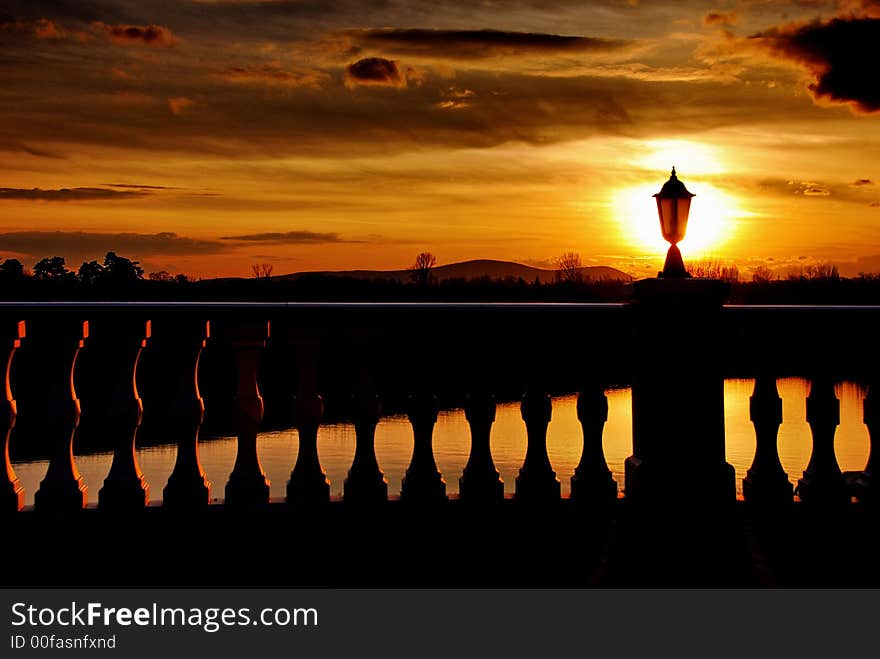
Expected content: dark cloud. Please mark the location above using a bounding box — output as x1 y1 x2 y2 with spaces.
852 178 874 185
0 231 228 260
751 16 880 112
92 22 175 47
0 187 147 201
342 28 634 60
703 12 738 27
221 231 360 244
345 57 405 87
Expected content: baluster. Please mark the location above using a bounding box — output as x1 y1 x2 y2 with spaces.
570 384 616 507
459 393 503 504
797 374 849 509
96 317 151 511
161 318 212 510
401 392 446 505
743 374 792 508
33 317 88 513
344 346 387 505
855 380 880 504
0 320 25 513
222 320 270 508
515 386 560 505
286 338 330 507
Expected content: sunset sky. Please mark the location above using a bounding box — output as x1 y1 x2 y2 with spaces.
2 0 879 279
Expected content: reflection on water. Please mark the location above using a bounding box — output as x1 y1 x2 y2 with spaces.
11 378 871 505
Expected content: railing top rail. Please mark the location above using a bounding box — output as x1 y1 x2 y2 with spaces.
724 304 880 312
0 300 878 309
0 301 629 310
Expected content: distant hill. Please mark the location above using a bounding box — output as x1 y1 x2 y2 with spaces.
277 259 632 284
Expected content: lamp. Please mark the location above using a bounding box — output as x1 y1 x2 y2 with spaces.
654 166 695 278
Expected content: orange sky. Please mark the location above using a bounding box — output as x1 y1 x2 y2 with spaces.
2 0 880 279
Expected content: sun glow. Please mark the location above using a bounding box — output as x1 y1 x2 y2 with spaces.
613 180 740 256
633 140 729 175
606 140 744 259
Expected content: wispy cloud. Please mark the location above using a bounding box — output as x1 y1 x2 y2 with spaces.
221 231 362 244
219 65 329 88
340 28 636 60
0 187 147 201
0 231 228 259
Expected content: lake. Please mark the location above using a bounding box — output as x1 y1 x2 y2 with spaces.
9 378 871 505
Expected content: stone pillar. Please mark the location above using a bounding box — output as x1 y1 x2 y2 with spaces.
97 317 151 512
285 336 330 508
571 384 617 507
401 393 446 505
344 350 387 505
797 375 849 509
854 381 880 505
0 320 25 513
221 320 270 508
625 278 735 507
515 387 560 505
743 374 792 508
459 393 503 504
33 317 88 513
161 317 212 510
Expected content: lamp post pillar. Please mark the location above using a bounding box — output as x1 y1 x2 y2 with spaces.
625 278 735 508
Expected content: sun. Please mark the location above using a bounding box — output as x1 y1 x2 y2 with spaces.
613 180 739 256
610 140 742 258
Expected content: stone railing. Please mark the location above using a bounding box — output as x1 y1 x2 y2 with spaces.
1 296 878 515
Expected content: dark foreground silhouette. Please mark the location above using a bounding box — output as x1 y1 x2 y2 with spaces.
5 499 880 587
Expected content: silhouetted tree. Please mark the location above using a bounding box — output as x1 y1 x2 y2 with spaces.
102 251 144 283
751 265 774 283
555 252 583 283
149 270 173 282
0 259 25 281
252 263 273 279
688 259 739 282
33 256 72 280
78 260 105 285
809 262 839 281
409 252 436 285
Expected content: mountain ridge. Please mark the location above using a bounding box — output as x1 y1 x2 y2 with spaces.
274 258 632 284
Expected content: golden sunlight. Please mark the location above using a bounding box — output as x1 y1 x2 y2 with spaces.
613 181 740 256
633 140 729 176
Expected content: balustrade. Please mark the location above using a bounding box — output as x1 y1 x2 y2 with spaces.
94 316 151 512
0 302 877 521
218 319 271 509
344 338 388 505
855 380 880 505
742 374 792 508
460 392 504 505
515 385 560 505
798 374 850 509
0 319 24 513
31 315 88 514
401 392 446 505
570 384 617 507
160 317 212 510
285 330 330 508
